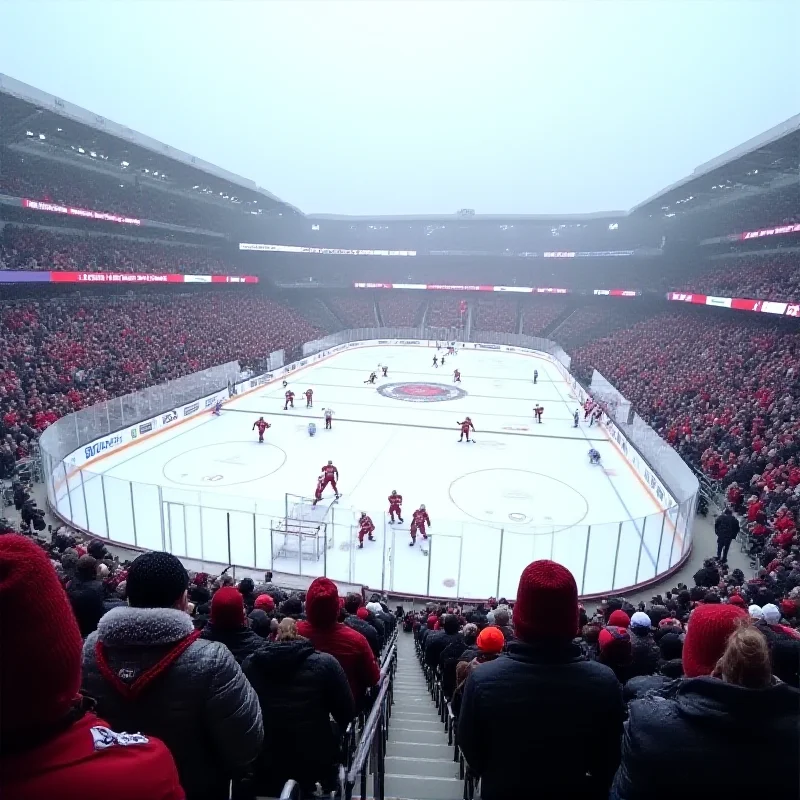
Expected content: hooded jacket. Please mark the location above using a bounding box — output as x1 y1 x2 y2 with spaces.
242 639 354 795
82 607 263 800
296 579 380 707
612 677 800 799
199 622 264 664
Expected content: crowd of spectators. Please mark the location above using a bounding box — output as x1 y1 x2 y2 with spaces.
474 298 518 332
414 558 799 799
521 296 570 335
0 293 319 468
672 251 800 301
0 529 399 799
572 309 800 575
425 295 465 329
0 148 239 231
377 293 425 326
324 294 377 328
0 225 241 275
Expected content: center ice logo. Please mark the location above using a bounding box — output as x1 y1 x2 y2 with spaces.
378 382 467 403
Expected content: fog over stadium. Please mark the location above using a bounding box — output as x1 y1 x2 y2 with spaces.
1 0 798 216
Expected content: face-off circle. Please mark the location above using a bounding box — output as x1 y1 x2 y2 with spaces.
378 382 467 403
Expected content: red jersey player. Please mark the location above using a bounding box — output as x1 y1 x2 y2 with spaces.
453 369 461 383
388 490 404 523
320 460 340 499
284 390 295 410
357 512 376 548
312 473 325 506
457 417 475 443
381 365 388 377
252 416 270 443
409 505 431 545
534 404 544 424
583 398 594 419
305 389 313 408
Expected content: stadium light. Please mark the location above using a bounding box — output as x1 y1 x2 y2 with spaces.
38 134 46 140
89 151 97 158
78 147 85 153
121 161 129 167
26 131 33 137
57 127 63 132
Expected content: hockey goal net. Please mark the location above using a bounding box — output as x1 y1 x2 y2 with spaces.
271 494 334 561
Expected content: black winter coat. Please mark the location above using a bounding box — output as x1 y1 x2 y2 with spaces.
457 640 624 800
611 677 800 800
200 623 264 664
439 635 467 699
67 578 106 637
343 615 380 658
629 633 660 678
714 512 740 543
424 631 462 669
242 640 355 796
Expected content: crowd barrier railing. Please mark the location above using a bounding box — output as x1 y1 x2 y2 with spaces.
41 330 697 600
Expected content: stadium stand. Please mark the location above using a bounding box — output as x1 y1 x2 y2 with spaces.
520 296 571 335
378 293 426 326
325 294 378 328
426 295 464 329
474 297 519 333
0 225 241 274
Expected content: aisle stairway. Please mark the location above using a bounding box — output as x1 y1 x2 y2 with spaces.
384 633 462 800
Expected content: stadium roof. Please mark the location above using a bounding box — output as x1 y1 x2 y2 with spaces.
630 113 800 216
0 73 300 215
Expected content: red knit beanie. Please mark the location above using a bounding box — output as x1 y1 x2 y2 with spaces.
210 586 246 629
514 560 578 641
254 593 275 612
727 594 746 608
427 614 438 629
356 606 370 620
0 535 83 738
608 609 631 627
477 626 505 654
305 577 340 628
683 603 747 677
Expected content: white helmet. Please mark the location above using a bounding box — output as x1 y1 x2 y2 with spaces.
328 460 333 465
420 504 426 510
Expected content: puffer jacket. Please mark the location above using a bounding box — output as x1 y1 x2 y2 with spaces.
200 622 264 664
611 677 800 799
82 606 263 800
343 614 380 658
242 639 355 796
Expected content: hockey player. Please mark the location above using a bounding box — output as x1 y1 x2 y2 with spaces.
457 417 475 443
534 404 544 424
323 408 334 429
308 422 317 437
447 345 455 356
357 512 376 548
453 369 461 383
440 356 446 367
305 388 313 408
364 372 377 384
382 365 388 378
312 473 325 506
432 355 439 368
573 409 580 428
252 416 270 443
282 381 288 388
284 389 295 410
409 505 431 545
533 369 539 385
583 397 594 419
320 460 340 499
588 448 602 465
212 399 223 416
591 407 603 426
388 490 404 523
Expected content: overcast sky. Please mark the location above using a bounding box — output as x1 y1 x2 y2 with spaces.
2 1 798 216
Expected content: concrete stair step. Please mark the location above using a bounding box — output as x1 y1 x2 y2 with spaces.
388 726 447 744
384 773 463 800
385 756 460 780
387 741 453 760
392 712 442 724
388 717 443 730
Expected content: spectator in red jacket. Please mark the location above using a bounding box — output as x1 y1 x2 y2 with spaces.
296 577 380 709
0 535 184 800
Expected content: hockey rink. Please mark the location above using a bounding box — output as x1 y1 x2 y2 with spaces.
54 345 686 598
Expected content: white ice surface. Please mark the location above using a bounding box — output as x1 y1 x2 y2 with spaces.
57 346 685 599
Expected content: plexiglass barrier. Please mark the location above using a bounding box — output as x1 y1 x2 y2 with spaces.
47 455 695 598
41 330 698 599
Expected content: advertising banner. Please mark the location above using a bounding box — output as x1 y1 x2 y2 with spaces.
23 198 141 226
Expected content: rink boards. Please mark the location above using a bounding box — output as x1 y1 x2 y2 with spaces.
49 341 691 599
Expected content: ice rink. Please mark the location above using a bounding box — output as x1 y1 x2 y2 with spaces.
55 344 685 598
